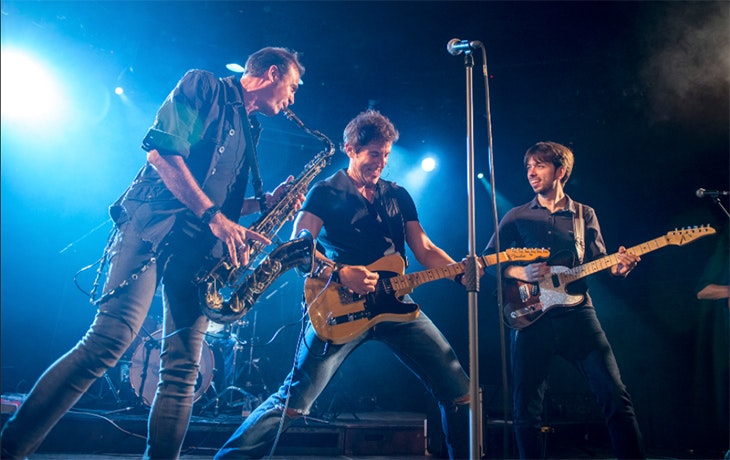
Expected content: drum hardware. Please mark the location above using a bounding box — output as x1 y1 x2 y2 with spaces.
101 372 123 405
221 386 262 417
198 311 270 416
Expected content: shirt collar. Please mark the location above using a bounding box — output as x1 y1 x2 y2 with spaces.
530 194 578 214
222 75 262 137
222 75 245 107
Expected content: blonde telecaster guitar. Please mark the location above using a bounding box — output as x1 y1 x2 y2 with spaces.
305 248 550 344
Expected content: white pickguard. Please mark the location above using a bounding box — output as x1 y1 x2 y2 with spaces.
537 265 584 309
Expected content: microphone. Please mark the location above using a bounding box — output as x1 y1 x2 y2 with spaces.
447 38 482 56
696 188 729 198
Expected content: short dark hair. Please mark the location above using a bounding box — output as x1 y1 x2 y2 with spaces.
244 47 305 79
341 110 399 153
524 141 574 185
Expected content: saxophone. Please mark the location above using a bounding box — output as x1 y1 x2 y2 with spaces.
196 108 335 323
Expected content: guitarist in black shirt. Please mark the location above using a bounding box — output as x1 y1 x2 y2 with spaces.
217 110 479 460
483 141 645 459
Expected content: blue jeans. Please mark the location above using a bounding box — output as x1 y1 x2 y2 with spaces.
0 222 210 459
215 308 471 459
511 306 645 459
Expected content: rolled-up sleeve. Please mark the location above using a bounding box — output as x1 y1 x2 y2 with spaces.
141 69 217 159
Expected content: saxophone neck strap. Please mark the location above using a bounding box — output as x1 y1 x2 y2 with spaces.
242 114 264 201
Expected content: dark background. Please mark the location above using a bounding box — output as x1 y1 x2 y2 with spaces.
2 1 728 457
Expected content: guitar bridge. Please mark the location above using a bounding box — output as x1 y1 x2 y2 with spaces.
511 302 544 319
326 310 371 326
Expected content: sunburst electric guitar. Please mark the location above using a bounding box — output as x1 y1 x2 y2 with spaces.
503 225 716 330
304 248 550 344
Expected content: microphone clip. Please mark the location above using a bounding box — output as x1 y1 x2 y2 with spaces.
447 38 483 56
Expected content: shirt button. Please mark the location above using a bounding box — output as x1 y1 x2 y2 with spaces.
218 146 225 153
229 129 235 136
211 168 216 175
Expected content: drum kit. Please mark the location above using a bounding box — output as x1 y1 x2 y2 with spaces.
107 312 269 416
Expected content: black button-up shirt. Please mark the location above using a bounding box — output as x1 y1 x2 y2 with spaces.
484 195 609 304
110 70 260 245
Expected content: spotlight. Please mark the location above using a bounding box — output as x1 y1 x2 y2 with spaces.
421 157 436 172
226 63 245 73
1 48 65 124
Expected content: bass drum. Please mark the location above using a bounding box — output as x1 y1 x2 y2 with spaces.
129 330 215 406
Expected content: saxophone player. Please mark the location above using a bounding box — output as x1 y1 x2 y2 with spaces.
1 46 307 460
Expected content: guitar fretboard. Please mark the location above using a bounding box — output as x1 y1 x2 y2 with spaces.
559 226 713 284
387 249 549 292
388 263 464 292
562 238 667 283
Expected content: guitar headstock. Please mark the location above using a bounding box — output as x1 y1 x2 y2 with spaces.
665 225 716 246
504 247 550 262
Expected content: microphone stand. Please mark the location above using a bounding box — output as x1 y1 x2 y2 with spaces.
476 47 511 460
456 48 483 460
452 39 509 459
711 196 730 219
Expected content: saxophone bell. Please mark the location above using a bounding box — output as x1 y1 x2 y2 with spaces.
198 230 316 323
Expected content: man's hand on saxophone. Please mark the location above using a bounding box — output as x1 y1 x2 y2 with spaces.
206 211 271 268
240 175 305 219
267 175 306 219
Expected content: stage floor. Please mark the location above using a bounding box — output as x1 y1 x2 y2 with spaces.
2 396 436 459
2 393 725 459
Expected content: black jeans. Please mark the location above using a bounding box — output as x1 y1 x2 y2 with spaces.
511 306 645 459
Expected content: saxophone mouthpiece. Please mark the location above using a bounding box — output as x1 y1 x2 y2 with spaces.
282 107 305 129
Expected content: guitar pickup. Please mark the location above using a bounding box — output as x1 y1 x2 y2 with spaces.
337 287 363 305
518 283 539 302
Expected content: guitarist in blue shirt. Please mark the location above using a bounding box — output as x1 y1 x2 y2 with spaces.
217 110 475 460
483 141 646 459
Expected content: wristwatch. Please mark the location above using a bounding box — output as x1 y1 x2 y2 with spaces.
330 263 344 284
201 205 221 225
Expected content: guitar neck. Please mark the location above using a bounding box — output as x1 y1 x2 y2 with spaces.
387 254 500 292
562 236 670 283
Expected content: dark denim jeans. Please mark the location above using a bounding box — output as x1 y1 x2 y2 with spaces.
511 306 645 459
215 308 471 459
0 222 210 460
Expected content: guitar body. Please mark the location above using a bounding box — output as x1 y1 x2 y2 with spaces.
304 254 420 345
305 247 550 343
501 225 716 329
503 265 584 330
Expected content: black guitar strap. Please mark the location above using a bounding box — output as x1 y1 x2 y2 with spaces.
376 181 408 268
573 202 585 264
